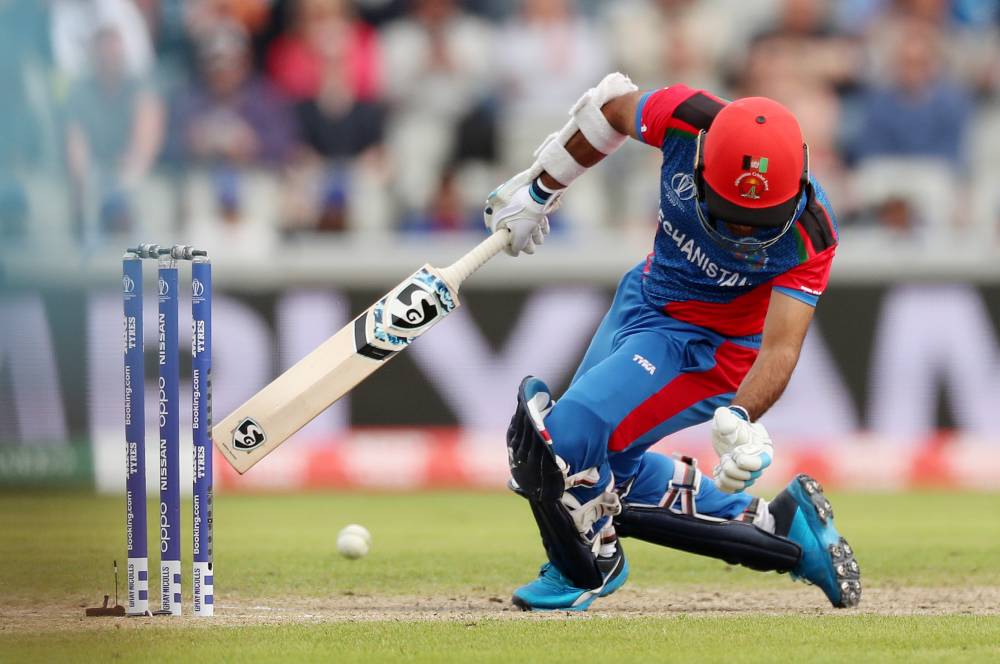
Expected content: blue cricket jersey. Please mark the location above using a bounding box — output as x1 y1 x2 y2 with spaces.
634 85 839 337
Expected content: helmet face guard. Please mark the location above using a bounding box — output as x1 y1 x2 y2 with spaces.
692 129 809 253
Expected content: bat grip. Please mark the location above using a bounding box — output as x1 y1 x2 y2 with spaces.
439 229 510 287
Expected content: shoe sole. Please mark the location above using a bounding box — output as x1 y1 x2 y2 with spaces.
511 593 594 612
511 594 530 611
796 475 862 608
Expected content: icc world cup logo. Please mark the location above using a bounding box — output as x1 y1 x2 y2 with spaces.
158 278 169 296
122 275 135 294
191 279 204 297
670 172 696 201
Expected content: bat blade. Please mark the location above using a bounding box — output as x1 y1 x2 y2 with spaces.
212 265 459 473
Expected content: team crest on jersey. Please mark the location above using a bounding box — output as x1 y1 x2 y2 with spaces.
732 246 769 271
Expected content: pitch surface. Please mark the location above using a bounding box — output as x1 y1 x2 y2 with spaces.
2 491 998 661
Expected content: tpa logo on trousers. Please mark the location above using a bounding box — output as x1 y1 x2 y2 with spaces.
633 354 656 375
232 417 266 451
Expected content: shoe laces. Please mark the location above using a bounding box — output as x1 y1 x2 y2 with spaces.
536 562 573 589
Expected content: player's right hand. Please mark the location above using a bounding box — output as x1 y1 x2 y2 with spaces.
484 170 556 257
711 406 774 493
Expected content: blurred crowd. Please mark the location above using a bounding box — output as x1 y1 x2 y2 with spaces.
4 0 1000 252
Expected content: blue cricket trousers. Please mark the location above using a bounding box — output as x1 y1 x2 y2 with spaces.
545 264 760 517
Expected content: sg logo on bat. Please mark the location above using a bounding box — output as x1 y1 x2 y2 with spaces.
364 267 458 354
232 417 267 451
384 281 441 337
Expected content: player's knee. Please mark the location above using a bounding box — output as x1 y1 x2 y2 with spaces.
636 451 673 481
624 452 675 505
545 394 614 472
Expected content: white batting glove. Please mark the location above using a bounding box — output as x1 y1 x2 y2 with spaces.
484 170 558 257
711 406 774 494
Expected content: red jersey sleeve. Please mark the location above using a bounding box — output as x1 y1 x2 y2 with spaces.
772 245 836 301
635 85 726 148
772 188 840 303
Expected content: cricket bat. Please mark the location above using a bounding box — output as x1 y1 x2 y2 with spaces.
212 230 510 473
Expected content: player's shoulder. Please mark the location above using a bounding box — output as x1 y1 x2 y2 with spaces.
791 178 839 261
637 84 727 148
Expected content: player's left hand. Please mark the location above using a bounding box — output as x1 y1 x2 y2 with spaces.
711 406 774 493
484 170 557 257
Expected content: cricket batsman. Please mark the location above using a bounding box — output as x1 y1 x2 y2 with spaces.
485 74 861 611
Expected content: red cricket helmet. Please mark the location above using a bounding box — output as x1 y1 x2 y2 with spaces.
694 96 809 250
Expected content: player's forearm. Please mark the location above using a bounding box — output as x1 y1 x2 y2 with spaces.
730 346 800 421
537 87 643 190
488 75 641 256
538 130 605 189
547 85 693 184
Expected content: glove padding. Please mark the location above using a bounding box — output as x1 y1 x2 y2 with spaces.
484 170 557 257
506 377 565 502
711 406 774 494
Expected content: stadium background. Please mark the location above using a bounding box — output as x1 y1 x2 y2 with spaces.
1 0 999 492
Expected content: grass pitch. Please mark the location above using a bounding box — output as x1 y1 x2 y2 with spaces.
1 490 998 662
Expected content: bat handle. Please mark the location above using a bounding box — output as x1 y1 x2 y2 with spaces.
438 229 510 287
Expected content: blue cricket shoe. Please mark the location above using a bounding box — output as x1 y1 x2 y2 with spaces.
773 474 862 608
511 549 629 611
